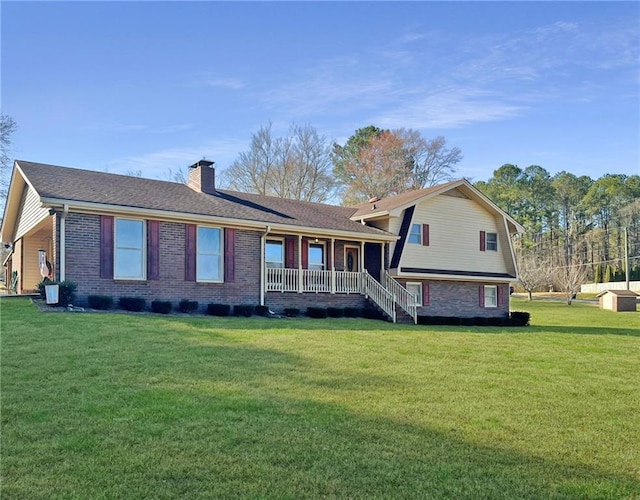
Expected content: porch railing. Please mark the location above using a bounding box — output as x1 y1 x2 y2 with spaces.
362 270 396 323
266 267 299 292
266 268 402 323
303 270 332 293
383 271 418 324
335 271 362 294
266 268 362 294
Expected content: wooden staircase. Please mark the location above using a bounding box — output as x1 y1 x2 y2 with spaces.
362 270 418 324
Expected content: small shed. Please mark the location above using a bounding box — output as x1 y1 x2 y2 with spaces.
597 289 639 312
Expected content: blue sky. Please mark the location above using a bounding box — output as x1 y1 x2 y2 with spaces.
2 1 639 187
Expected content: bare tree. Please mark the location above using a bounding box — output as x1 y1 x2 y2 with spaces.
1 114 17 202
395 130 462 189
162 166 190 184
517 252 552 300
554 259 588 305
220 123 335 203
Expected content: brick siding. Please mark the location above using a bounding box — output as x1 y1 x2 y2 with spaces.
265 292 367 313
397 278 510 318
64 213 261 308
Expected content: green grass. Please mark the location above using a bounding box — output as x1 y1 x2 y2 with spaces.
1 297 639 499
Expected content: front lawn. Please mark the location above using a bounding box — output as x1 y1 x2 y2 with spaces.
1 298 639 498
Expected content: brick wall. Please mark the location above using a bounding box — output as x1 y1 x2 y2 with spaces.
64 212 261 308
397 278 510 318
265 292 367 313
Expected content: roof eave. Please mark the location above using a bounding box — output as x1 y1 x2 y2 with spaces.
42 198 398 242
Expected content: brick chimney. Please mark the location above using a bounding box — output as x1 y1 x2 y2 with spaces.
188 159 216 194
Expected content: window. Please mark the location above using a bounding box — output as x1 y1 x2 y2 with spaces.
197 226 223 282
308 243 325 270
266 240 284 268
486 232 498 251
408 223 422 244
114 218 146 279
406 282 423 306
484 285 497 308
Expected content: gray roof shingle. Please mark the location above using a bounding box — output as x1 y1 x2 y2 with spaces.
17 160 388 237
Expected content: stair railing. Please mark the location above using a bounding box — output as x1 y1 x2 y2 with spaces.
362 270 396 323
383 271 418 324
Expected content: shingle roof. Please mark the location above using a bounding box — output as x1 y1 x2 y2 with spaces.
596 289 639 297
16 160 388 237
350 180 462 219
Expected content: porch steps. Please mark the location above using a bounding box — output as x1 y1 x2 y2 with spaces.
363 300 414 324
394 306 415 324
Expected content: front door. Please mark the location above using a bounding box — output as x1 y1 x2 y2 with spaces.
364 242 382 281
345 246 360 272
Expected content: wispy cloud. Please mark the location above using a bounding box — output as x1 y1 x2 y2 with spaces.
379 89 524 130
88 122 196 134
101 138 248 181
202 78 245 90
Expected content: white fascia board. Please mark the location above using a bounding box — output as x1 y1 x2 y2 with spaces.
394 271 515 283
41 198 397 243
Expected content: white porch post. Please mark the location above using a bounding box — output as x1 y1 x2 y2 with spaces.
298 234 303 293
60 204 69 282
360 240 365 272
260 231 266 306
331 237 336 294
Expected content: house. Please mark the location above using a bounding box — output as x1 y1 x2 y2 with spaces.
0 159 524 322
597 289 639 312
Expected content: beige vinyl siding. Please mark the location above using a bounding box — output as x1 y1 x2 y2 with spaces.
387 216 403 267
400 194 511 275
21 229 52 292
12 239 22 292
14 185 49 240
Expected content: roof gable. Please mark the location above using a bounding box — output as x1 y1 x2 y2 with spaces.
350 179 524 234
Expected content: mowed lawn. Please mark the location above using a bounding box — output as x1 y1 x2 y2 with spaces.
1 298 639 499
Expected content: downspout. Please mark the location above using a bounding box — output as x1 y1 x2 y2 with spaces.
60 204 69 281
260 225 271 306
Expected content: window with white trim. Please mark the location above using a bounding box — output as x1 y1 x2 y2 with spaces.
308 243 325 270
406 282 423 306
114 218 146 280
408 223 422 244
486 232 498 251
266 239 284 268
197 226 223 282
484 285 498 308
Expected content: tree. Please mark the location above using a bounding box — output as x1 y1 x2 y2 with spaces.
332 126 461 205
551 171 592 267
337 130 410 205
475 164 525 221
332 125 383 188
555 258 588 306
517 252 552 300
393 129 462 190
220 123 336 203
1 114 17 203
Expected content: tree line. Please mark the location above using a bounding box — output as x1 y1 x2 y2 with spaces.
475 164 640 298
219 123 462 206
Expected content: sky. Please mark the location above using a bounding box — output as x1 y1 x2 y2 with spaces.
2 1 639 190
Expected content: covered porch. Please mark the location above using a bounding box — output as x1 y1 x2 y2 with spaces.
260 233 387 296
